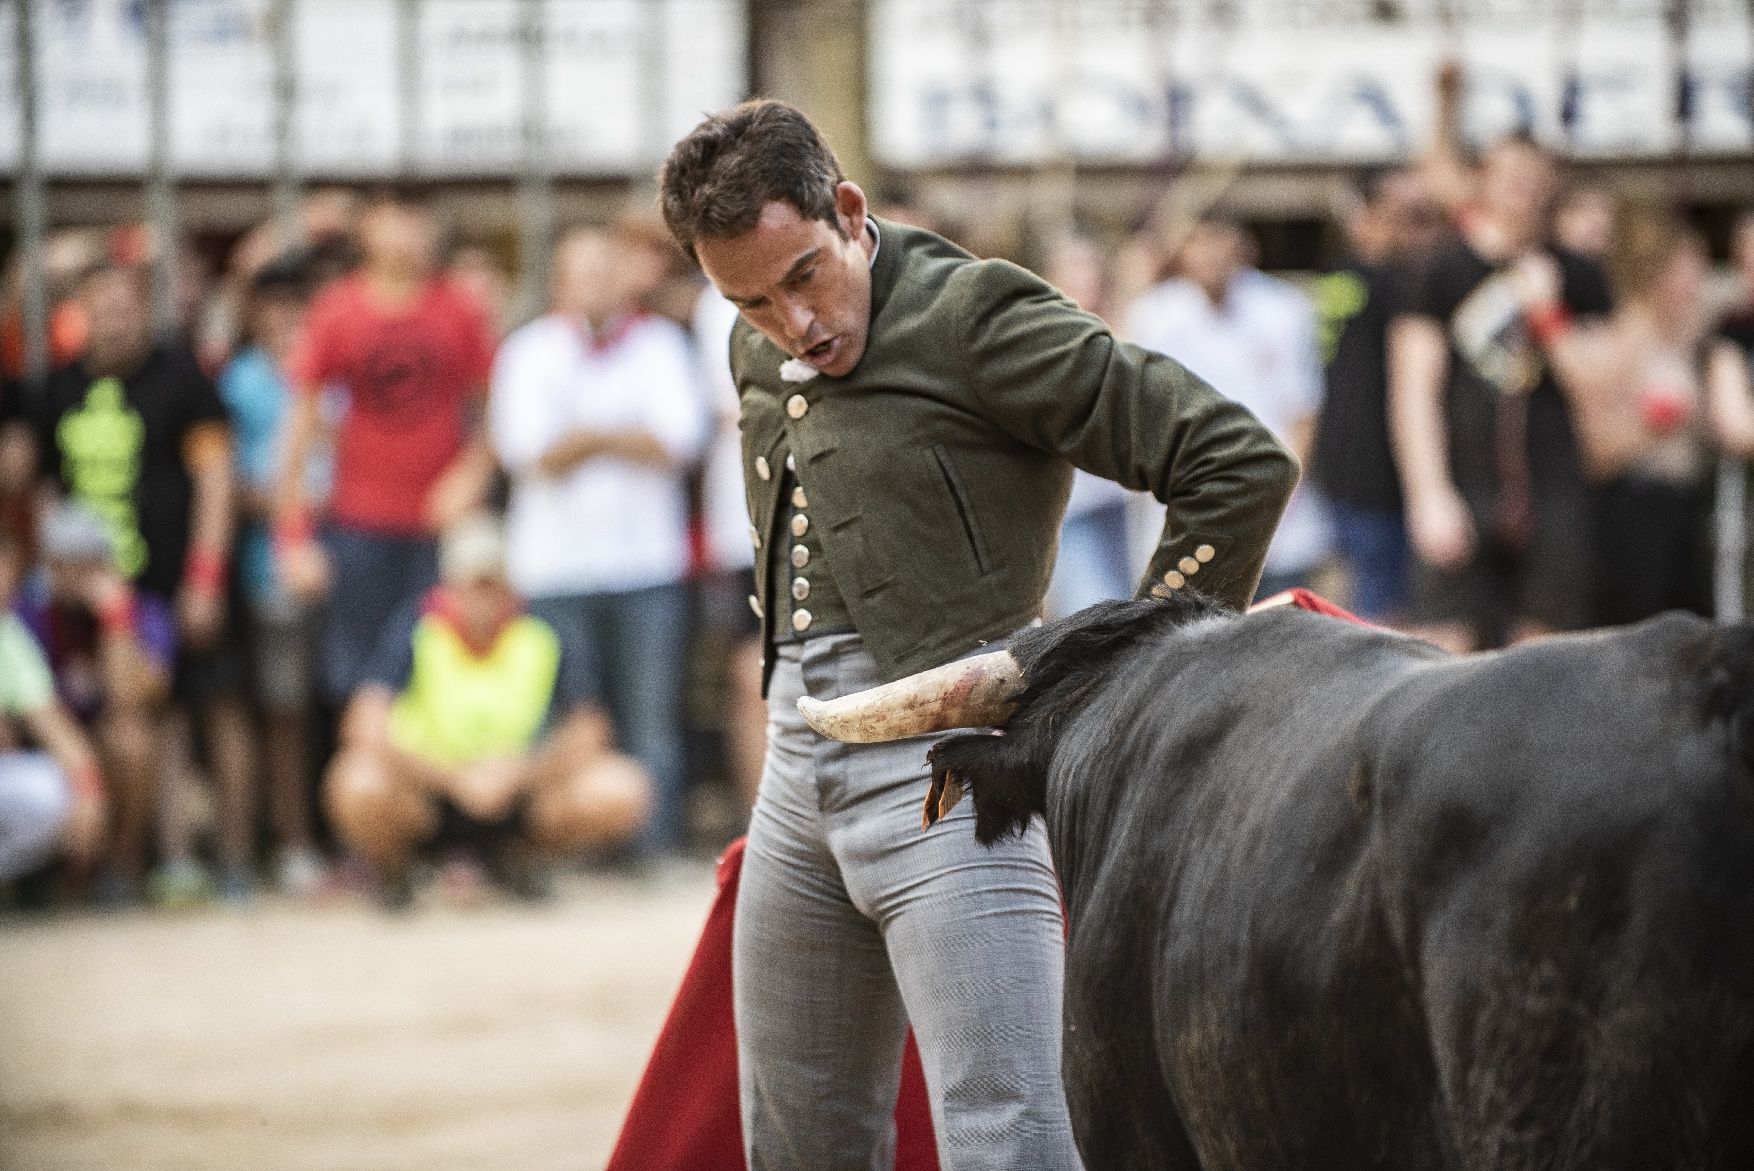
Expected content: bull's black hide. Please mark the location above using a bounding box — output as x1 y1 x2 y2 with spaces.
928 596 1754 1170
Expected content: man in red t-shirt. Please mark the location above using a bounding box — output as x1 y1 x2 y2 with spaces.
274 187 497 706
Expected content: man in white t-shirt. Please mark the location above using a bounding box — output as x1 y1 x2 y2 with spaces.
1127 215 1330 596
489 226 708 854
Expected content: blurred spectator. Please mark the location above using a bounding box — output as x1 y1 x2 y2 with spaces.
1127 214 1330 597
689 277 766 813
0 526 106 882
1390 135 1612 652
19 503 175 903
23 263 237 903
1514 206 1754 624
447 242 515 339
1718 212 1754 358
324 515 652 909
1309 167 1438 624
1554 185 1615 262
1043 233 1136 616
1 229 99 380
275 186 498 708
217 259 326 898
489 226 707 854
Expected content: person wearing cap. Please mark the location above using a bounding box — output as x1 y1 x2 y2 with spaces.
17 501 177 900
0 525 107 883
323 514 654 908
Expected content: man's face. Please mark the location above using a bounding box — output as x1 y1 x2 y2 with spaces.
1178 222 1243 301
695 184 874 378
80 269 152 374
552 231 627 324
360 202 436 276
1480 142 1559 230
452 576 513 639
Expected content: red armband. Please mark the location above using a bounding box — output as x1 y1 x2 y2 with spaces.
67 761 103 800
184 547 227 598
1526 301 1574 349
96 588 137 639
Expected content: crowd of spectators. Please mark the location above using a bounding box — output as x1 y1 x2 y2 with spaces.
4 74 1754 912
0 187 759 910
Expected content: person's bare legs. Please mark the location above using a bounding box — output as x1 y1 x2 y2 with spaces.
204 696 257 891
264 709 319 889
98 705 158 887
323 746 439 873
526 752 653 855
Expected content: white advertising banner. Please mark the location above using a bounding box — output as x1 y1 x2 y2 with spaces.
870 0 1754 166
0 0 746 177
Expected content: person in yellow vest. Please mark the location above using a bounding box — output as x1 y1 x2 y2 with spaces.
324 514 652 908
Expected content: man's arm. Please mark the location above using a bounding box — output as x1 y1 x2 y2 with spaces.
83 572 173 710
534 428 676 478
953 262 1298 609
1421 58 1478 219
1388 314 1475 570
179 421 236 648
339 684 461 797
20 699 105 864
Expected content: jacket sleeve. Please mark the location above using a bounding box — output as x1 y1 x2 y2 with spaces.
951 259 1299 610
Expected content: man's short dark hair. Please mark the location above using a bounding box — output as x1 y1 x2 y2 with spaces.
658 100 846 259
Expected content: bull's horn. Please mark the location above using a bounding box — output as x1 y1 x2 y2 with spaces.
796 650 1023 743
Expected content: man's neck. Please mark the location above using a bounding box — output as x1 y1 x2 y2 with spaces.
364 266 426 309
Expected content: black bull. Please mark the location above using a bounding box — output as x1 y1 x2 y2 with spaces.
923 595 1754 1169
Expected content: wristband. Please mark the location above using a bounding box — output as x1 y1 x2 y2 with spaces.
68 761 103 800
97 587 136 639
184 547 227 598
272 511 316 556
1526 301 1574 348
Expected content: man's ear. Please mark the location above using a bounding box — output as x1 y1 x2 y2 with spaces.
834 181 868 242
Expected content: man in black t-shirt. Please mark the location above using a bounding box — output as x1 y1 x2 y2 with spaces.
25 263 236 902
1389 135 1612 651
1311 167 1441 623
30 265 234 617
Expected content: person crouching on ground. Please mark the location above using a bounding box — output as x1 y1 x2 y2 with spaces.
323 514 652 909
0 525 107 885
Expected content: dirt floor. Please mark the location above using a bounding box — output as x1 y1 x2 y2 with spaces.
0 866 718 1171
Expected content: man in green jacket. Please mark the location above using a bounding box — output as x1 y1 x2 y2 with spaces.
660 100 1296 1170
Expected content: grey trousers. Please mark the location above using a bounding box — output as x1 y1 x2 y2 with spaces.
733 633 1083 1171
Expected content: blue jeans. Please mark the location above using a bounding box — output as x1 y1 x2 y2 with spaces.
1329 502 1410 623
319 526 439 708
1047 502 1134 618
531 583 690 853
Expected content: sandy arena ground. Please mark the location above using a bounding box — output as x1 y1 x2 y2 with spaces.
0 867 717 1171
